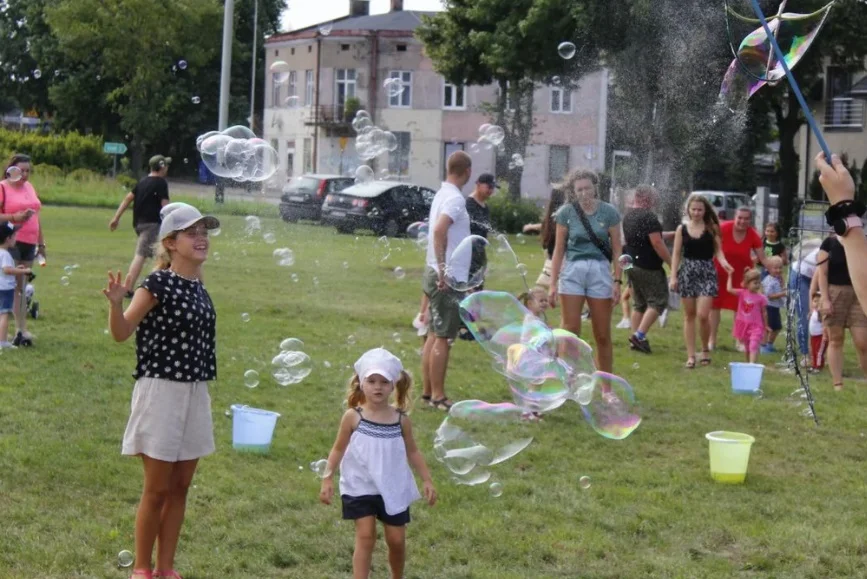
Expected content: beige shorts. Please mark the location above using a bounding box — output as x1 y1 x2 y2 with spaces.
825 284 867 329
135 223 160 258
122 377 215 462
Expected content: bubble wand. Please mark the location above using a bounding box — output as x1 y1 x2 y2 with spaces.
749 0 832 160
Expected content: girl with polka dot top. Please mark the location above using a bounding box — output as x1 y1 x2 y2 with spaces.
103 202 220 579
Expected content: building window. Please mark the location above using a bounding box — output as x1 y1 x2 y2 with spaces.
305 70 314 106
341 44 350 51
308 45 312 53
443 142 464 178
443 82 466 110
388 71 412 108
271 73 282 108
335 69 357 110
548 145 570 183
303 138 313 173
550 87 572 114
396 44 407 52
291 48 295 55
388 132 411 176
288 71 297 100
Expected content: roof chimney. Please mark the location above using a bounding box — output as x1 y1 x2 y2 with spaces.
349 0 370 17
391 0 403 10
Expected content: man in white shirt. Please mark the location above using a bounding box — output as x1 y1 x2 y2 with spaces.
422 151 473 410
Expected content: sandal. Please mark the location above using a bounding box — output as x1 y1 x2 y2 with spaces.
700 350 711 366
432 398 453 411
130 571 152 579
685 356 696 369
834 382 844 392
421 394 432 406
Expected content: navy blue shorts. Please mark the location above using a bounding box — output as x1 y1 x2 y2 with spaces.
342 494 410 526
9 242 36 262
767 306 782 331
0 289 14 314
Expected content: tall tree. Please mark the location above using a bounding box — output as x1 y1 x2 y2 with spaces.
417 0 609 199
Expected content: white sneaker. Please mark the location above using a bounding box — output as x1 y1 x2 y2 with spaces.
658 310 669 328
616 318 631 329
0 341 16 349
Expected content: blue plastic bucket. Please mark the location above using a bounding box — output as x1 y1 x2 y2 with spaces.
729 362 764 395
231 404 281 453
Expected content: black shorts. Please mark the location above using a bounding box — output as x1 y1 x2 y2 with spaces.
342 494 410 526
9 241 36 262
767 306 782 331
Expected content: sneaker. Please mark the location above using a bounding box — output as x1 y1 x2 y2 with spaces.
658 309 669 328
615 318 631 329
582 309 591 320
628 334 652 354
0 341 16 349
760 344 773 355
12 331 31 347
765 344 777 353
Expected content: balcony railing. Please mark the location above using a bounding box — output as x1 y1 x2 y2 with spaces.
305 105 355 126
824 98 865 130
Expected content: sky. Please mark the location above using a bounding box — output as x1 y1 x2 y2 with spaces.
281 0 444 32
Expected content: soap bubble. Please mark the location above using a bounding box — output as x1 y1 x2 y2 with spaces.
310 458 332 478
579 475 591 489
280 338 305 351
178 60 188 70
483 125 505 146
551 76 561 85
244 369 260 388
273 72 289 85
393 267 406 280
580 372 641 440
511 153 524 167
241 312 251 322
191 96 201 104
291 273 299 283
270 60 290 73
285 95 300 108
392 332 402 343
33 69 41 79
406 221 429 239
117 550 134 568
198 129 278 182
352 115 373 133
516 263 528 276
489 482 504 497
213 252 221 261
383 77 405 98
558 41 577 59
5 166 22 183
468 143 481 154
434 400 534 485
478 123 491 136
272 350 313 386
347 335 356 345
444 235 488 291
263 232 276 244
60 276 70 286
355 165 374 185
273 247 295 267
618 254 634 271
318 21 333 35
343 261 349 269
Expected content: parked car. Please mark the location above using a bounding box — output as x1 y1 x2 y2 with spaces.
280 174 354 222
321 181 436 236
694 190 753 221
752 191 779 224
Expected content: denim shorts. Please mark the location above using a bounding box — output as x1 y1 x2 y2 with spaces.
558 259 613 299
0 289 14 314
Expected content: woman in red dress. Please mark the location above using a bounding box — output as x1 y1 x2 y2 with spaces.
710 206 773 351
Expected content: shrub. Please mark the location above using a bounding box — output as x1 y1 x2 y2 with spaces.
32 163 64 180
117 175 137 190
67 168 103 182
489 188 542 234
0 128 109 173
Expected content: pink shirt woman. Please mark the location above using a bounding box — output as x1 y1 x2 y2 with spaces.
0 154 44 346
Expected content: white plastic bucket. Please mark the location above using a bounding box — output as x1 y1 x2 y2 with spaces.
231 404 280 454
730 362 764 395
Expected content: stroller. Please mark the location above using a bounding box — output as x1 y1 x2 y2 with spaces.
25 272 39 319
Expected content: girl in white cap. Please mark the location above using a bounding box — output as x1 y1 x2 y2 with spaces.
320 347 437 579
103 202 220 579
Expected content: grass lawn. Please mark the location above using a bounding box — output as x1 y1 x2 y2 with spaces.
3 205 867 579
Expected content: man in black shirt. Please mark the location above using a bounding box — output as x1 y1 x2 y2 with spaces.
109 155 171 295
466 173 496 280
622 186 671 353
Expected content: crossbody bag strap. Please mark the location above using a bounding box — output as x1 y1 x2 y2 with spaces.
573 201 612 262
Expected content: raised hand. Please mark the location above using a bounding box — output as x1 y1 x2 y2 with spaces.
102 270 127 305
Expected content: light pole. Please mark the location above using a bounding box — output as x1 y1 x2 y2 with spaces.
610 149 632 209
249 0 258 131
218 0 234 131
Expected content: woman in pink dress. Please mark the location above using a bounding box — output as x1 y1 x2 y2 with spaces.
710 206 772 351
0 154 44 346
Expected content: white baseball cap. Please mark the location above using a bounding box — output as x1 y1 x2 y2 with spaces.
158 202 220 241
354 348 403 383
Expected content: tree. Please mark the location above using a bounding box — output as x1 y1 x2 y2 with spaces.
749 0 867 232
417 0 607 199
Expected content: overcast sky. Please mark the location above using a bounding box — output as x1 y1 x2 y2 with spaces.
281 0 444 32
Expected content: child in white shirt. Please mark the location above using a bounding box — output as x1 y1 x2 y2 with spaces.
0 224 32 348
809 291 828 372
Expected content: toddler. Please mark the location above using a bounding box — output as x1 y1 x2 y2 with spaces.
727 267 769 364
0 223 30 348
761 256 787 353
809 291 828 372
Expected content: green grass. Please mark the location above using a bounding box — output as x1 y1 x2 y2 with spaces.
3 205 867 578
30 173 278 218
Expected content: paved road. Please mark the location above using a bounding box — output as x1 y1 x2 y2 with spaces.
168 180 282 206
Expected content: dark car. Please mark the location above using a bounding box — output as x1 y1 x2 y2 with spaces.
280 174 354 222
321 181 436 236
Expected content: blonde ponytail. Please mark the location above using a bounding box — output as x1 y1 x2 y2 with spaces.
152 238 173 271
344 370 414 413
346 374 365 409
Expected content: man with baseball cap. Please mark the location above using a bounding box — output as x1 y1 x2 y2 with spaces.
466 173 497 282
108 155 172 296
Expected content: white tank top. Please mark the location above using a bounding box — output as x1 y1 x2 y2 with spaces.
338 408 421 515
809 310 824 336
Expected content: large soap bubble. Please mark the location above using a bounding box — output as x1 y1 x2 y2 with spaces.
444 235 487 292
272 350 313 386
579 372 641 440
198 127 279 183
434 400 534 485
406 221 428 239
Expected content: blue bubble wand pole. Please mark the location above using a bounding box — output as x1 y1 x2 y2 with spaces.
750 0 832 160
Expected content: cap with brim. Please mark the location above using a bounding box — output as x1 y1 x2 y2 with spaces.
477 173 497 187
149 155 172 170
354 347 403 383
0 222 20 244
158 202 220 240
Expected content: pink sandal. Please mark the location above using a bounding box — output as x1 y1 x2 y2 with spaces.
130 571 152 579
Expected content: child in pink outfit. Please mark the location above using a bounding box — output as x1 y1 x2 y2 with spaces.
726 267 769 363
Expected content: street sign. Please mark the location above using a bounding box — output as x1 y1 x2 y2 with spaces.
339 137 348 151
103 142 127 155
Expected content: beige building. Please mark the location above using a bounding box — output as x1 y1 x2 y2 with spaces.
263 9 609 199
797 62 867 197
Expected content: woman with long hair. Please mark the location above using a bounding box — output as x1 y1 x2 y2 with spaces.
531 188 567 290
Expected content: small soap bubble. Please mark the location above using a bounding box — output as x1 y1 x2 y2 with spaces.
551 76 561 85
291 273 299 283
285 95 300 108
618 254 634 271
213 252 221 261
263 232 276 244
117 550 134 568
212 227 222 237
60 276 70 286
343 261 349 269
489 482 504 498
393 266 406 280
310 458 331 477
178 59 188 70
510 153 524 167
392 332 402 343
318 22 333 36
33 69 42 79
64 265 73 274
191 96 201 104
558 41 577 59
632 363 640 370
244 369 260 388
579 475 591 489
323 360 332 368
347 335 357 345
516 263 528 276
313 276 320 286
241 312 251 322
